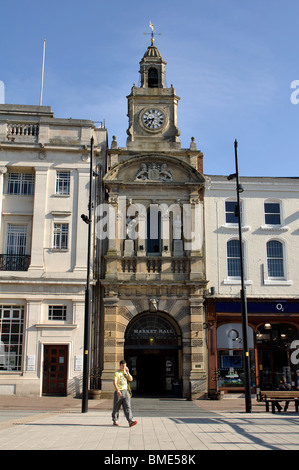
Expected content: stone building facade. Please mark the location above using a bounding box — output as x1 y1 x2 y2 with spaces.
99 41 208 398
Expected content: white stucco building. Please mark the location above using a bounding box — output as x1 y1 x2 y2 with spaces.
204 175 299 394
0 105 107 396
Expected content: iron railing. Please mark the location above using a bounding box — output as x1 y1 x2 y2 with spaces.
0 254 31 271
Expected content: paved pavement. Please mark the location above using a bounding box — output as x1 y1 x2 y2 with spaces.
0 394 298 451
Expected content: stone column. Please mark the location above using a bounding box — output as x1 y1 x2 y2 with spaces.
22 299 41 395
28 167 48 274
100 295 120 398
189 297 207 398
0 167 7 239
73 167 90 273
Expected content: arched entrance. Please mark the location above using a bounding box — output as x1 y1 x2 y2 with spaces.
124 312 182 396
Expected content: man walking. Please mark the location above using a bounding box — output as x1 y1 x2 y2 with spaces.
112 360 137 427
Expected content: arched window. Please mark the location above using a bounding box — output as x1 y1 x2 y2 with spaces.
267 240 284 278
148 68 158 88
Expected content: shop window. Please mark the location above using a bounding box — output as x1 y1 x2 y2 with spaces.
217 323 255 388
256 323 299 389
0 305 24 371
217 349 255 388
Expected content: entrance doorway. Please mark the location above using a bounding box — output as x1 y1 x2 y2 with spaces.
124 313 181 396
126 350 179 395
42 345 68 396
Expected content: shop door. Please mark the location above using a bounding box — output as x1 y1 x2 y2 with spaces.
42 345 68 396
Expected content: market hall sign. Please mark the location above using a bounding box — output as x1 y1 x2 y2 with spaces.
125 314 180 349
216 301 299 315
132 328 176 337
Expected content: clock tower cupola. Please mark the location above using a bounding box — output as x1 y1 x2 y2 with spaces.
139 42 166 88
126 31 181 150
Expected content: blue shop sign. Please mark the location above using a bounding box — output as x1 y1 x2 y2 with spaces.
216 301 299 314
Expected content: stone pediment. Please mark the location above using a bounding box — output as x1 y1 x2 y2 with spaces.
103 155 205 185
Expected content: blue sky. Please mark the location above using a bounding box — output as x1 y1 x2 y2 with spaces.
1 0 299 177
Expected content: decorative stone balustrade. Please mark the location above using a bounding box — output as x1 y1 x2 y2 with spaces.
106 255 196 281
7 123 39 141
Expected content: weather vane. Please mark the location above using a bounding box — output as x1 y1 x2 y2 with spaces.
144 21 161 46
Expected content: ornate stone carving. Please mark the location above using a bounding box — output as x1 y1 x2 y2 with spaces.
149 298 159 312
135 162 173 181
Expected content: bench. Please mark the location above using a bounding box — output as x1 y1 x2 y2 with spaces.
258 391 299 414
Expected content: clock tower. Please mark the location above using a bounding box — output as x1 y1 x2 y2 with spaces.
126 42 181 150
100 33 208 400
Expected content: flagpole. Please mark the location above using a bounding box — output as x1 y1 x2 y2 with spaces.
39 39 46 106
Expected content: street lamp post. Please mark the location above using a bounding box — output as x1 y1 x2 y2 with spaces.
228 140 252 413
81 137 94 413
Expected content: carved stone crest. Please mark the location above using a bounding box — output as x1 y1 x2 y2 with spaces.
135 162 173 181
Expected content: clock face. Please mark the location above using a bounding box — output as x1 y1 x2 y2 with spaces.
143 109 164 130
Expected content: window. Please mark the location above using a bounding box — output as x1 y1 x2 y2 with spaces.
53 223 68 249
148 67 158 88
267 240 284 278
264 202 281 225
6 172 34 195
146 207 161 254
2 225 30 271
48 305 67 321
0 305 24 371
225 200 243 225
227 239 243 278
217 323 256 388
6 225 27 256
56 171 70 195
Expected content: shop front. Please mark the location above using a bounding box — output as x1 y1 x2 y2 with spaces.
207 300 299 394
